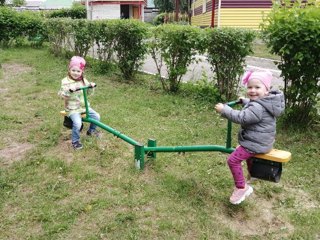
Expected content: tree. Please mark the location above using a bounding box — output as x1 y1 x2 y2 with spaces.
12 0 25 7
0 0 5 6
154 0 174 13
154 0 188 13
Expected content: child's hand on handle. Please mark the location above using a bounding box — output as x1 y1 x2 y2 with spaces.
69 86 77 92
90 82 96 88
215 103 225 113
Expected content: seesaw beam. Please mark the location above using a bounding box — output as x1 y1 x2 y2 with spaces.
83 118 140 146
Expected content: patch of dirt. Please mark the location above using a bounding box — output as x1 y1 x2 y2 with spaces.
1 63 33 81
0 142 34 166
284 186 318 210
218 191 295 238
0 63 36 167
51 132 75 164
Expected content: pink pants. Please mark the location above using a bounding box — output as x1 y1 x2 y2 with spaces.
227 146 255 189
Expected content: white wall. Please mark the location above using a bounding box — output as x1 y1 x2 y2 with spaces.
89 4 121 20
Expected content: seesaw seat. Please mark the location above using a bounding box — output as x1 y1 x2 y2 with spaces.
254 149 291 163
249 149 291 183
60 110 86 118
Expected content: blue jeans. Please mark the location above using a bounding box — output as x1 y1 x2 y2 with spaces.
69 108 100 143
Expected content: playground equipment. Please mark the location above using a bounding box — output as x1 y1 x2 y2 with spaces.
61 85 291 182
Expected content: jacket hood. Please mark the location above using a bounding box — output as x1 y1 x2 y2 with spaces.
255 90 285 117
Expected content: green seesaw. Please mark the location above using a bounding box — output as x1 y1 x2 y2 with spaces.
61 85 291 183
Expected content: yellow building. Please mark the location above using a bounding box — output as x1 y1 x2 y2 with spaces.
191 0 273 29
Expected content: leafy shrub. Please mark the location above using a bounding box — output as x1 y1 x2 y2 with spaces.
261 2 320 127
149 24 203 92
45 18 71 56
88 58 116 75
180 78 221 104
91 20 117 72
112 19 149 80
0 7 46 47
21 11 47 46
205 27 256 101
45 18 94 57
47 4 86 19
153 13 166 25
0 7 20 46
69 19 95 57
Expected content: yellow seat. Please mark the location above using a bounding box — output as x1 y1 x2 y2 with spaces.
254 149 291 163
60 110 86 118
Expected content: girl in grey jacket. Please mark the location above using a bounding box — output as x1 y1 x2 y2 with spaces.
215 70 285 204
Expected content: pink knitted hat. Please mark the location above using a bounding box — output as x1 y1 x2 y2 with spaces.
242 70 273 90
69 56 86 71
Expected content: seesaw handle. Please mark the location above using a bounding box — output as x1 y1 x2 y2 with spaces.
226 99 242 107
69 83 97 93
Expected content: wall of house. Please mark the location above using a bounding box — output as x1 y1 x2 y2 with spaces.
218 8 271 29
89 4 121 20
191 0 217 28
191 0 273 29
87 1 145 21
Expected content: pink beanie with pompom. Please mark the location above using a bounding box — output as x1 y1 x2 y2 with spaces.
69 56 86 71
242 70 273 90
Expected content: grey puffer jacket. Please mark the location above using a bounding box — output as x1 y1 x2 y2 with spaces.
220 90 285 153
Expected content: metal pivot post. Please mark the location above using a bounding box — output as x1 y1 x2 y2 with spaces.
147 139 157 159
82 88 90 118
134 144 145 170
225 100 239 149
226 119 232 149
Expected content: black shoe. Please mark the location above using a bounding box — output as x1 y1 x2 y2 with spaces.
72 141 83 150
86 130 101 138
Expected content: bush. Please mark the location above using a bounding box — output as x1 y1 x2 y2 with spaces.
69 19 95 57
45 18 94 57
180 78 221 104
205 27 256 101
91 20 117 71
149 24 203 92
47 4 86 19
0 7 46 47
45 18 71 56
261 2 320 127
112 19 149 80
153 13 166 25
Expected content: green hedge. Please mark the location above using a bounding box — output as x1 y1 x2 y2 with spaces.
149 24 204 92
47 4 86 19
205 27 255 101
0 7 46 46
261 2 320 127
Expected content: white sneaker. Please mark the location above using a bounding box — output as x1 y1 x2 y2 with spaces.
229 184 253 205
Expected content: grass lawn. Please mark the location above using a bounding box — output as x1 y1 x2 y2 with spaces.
0 47 319 240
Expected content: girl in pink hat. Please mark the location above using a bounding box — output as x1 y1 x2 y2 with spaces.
215 70 285 204
58 56 101 150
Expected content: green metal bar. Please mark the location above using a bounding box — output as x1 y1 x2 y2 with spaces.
82 88 90 117
83 118 140 146
225 100 240 149
226 120 232 149
227 100 240 107
79 86 145 170
147 139 157 159
144 145 234 154
134 144 145 169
